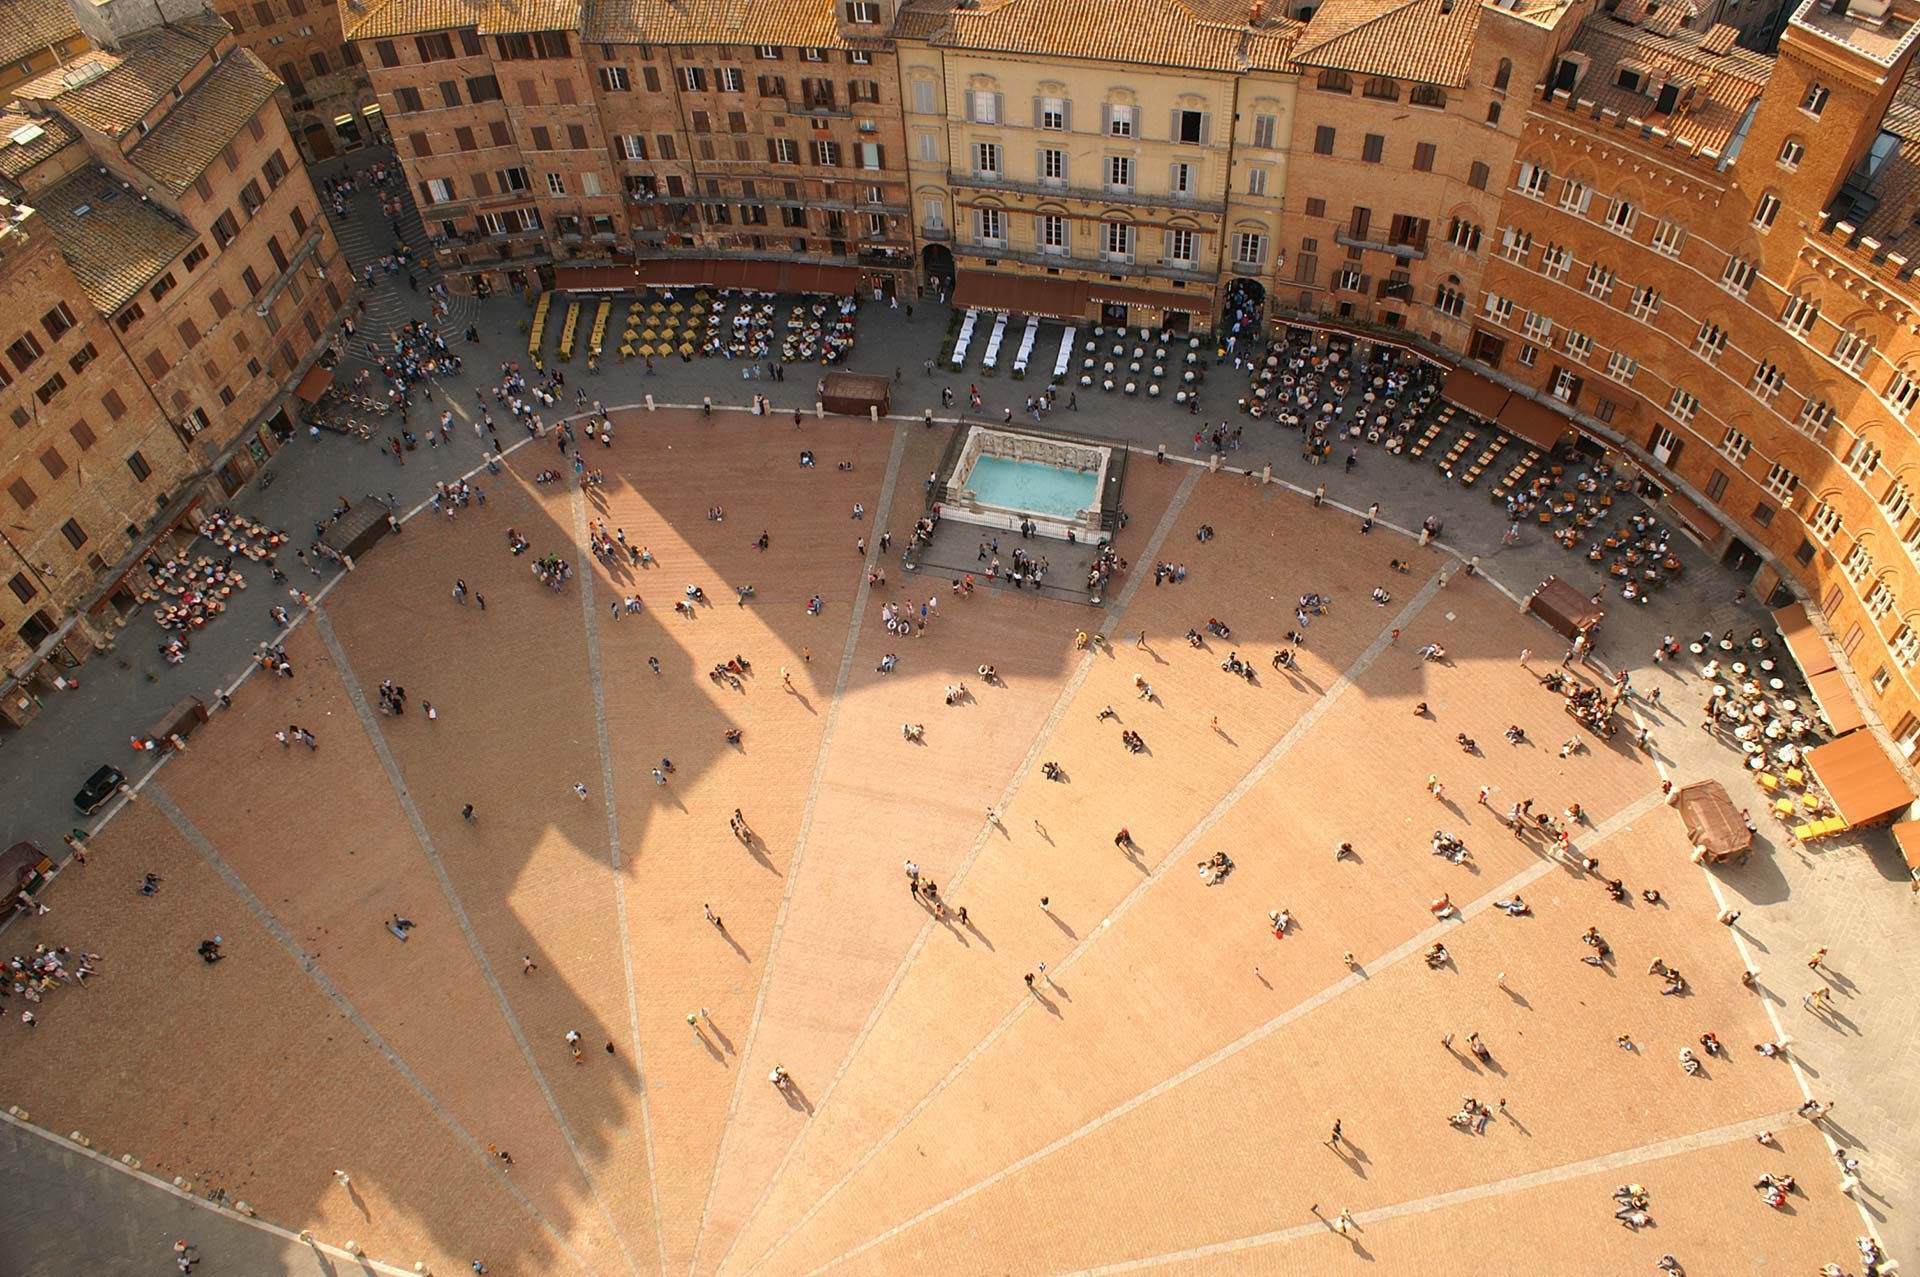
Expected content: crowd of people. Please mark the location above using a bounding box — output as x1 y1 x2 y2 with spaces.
5 940 97 1027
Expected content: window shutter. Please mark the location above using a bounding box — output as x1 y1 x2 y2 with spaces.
1059 151 1068 184
1032 96 1043 128
1169 162 1180 193
1170 109 1181 141
767 138 779 163
1100 103 1111 134
993 92 1004 124
1199 112 1211 145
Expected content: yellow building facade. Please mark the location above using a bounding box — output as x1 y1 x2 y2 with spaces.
896 0 1298 331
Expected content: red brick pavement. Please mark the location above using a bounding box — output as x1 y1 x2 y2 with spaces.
0 434 1863 1277
0 802 550 1272
156 624 629 1271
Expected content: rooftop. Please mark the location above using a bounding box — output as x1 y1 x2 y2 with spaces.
13 15 227 139
127 47 280 195
1551 12 1770 153
31 167 196 312
1791 0 1920 69
1292 0 1483 87
1841 65 1920 252
905 0 1301 74
578 0 849 49
0 109 79 183
0 0 85 69
347 0 583 39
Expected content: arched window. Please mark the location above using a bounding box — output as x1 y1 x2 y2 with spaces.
1410 84 1447 108
1316 68 1350 93
1487 101 1502 125
1493 58 1512 91
1362 75 1399 100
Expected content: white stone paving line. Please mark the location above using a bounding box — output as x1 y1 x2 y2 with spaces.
570 476 670 1277
747 565 1449 1273
0 1110 433 1277
1065 1109 1799 1275
316 608 645 1277
800 787 1669 1277
684 421 911 1277
143 786 596 1276
714 464 1202 1276
1610 686 1884 1249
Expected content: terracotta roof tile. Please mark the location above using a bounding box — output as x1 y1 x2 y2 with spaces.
1700 20 1738 53
347 0 584 38
14 16 227 139
578 0 848 47
1244 23 1304 70
0 109 78 182
1293 0 1481 85
0 0 83 69
931 0 1259 72
31 168 197 313
1554 19 1767 152
893 0 957 40
1644 0 1694 38
129 49 280 195
1854 67 1920 250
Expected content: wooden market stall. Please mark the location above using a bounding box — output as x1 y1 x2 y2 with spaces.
1673 780 1751 863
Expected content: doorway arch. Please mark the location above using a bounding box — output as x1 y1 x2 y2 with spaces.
922 243 955 291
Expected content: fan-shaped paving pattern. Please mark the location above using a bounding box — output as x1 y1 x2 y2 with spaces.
0 412 1864 1277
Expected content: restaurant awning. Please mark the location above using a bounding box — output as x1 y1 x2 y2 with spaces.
1772 602 1837 677
554 265 643 292
1806 730 1914 827
637 259 712 287
1663 487 1721 545
1496 393 1574 451
558 259 808 292
1441 367 1510 420
1807 668 1867 736
708 259 783 291
1281 318 1449 366
1891 819 1920 873
292 363 333 403
953 271 1089 319
777 262 860 295
1084 282 1207 315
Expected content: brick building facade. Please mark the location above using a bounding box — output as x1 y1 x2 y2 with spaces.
347 0 915 295
1447 0 1920 756
896 0 1297 330
217 0 381 162
0 0 350 722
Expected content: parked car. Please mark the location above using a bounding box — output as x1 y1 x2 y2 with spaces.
73 764 126 815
